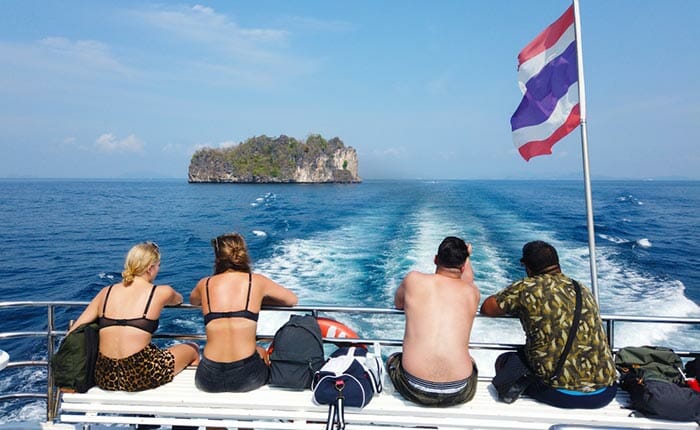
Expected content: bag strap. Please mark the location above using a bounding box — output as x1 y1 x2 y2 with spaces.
325 380 346 430
549 279 582 381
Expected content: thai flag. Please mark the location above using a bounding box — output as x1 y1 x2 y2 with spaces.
511 5 580 161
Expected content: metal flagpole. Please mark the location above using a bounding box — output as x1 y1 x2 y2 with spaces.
572 0 599 304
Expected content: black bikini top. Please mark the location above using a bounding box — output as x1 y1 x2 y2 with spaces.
97 284 160 334
203 272 259 325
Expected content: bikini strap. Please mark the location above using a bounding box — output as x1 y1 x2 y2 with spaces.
245 272 253 310
101 285 114 316
205 277 212 313
142 284 158 318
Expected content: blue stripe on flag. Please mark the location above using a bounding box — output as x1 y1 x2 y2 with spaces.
511 41 578 131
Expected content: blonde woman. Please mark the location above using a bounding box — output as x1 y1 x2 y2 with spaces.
70 242 199 391
190 233 298 392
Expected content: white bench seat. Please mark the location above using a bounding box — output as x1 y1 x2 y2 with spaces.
59 367 698 429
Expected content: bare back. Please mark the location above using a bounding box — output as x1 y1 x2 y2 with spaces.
192 271 297 362
97 282 173 359
399 271 479 382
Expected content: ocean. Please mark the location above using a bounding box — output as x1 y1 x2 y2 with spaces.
1 179 699 423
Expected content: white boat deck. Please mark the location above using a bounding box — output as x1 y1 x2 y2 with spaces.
59 367 698 430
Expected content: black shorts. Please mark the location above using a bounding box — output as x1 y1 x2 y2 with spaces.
195 352 269 393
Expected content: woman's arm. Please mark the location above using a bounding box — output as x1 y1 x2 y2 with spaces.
67 288 106 333
189 278 205 306
259 274 298 306
160 285 183 306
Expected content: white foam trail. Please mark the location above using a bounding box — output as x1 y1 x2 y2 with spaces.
0 401 46 425
560 244 700 350
257 194 699 355
255 215 385 305
598 234 628 244
636 238 652 248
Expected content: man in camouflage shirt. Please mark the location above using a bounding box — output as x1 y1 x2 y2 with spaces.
481 241 617 408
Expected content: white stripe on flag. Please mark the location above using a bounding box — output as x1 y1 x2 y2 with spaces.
512 83 579 148
517 25 576 94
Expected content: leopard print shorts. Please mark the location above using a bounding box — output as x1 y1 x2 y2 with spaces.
95 343 175 391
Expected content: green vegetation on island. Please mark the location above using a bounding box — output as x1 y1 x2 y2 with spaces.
188 134 360 183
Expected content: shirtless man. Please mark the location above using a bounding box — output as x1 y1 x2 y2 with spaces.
387 236 480 407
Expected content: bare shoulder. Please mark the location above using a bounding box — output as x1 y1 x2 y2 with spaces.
466 282 480 303
194 276 209 289
252 272 281 290
252 272 271 284
403 270 428 285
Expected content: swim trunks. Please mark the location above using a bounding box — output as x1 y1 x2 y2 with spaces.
387 352 478 407
195 352 269 393
95 343 175 391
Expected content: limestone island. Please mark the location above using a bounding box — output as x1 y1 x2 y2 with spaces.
188 134 361 184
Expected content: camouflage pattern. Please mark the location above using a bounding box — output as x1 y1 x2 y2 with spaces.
495 273 616 391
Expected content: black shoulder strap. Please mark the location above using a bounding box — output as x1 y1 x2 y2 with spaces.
142 284 158 317
205 277 212 313
549 279 582 381
101 285 114 316
244 272 253 310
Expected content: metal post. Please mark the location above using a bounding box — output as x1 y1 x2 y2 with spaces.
572 0 599 304
47 304 55 422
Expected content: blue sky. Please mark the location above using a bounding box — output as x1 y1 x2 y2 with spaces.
1 1 698 180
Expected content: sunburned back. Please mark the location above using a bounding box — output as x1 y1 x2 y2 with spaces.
401 272 478 382
201 272 262 362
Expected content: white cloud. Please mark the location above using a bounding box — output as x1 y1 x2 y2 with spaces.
134 4 288 57
283 16 356 33
370 147 405 158
94 133 144 153
128 4 318 87
38 37 133 77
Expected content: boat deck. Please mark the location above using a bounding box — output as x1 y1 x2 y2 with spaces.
59 367 698 430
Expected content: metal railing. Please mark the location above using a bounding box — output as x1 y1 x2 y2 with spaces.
1 301 699 422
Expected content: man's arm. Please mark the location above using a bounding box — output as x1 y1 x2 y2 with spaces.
394 273 411 310
480 295 506 316
461 243 474 284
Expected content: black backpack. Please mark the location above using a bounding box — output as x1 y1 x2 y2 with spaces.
51 322 99 393
269 315 325 390
615 346 700 422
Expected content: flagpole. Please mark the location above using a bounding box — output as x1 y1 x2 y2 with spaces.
572 0 599 304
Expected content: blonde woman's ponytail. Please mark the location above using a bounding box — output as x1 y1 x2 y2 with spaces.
121 242 161 286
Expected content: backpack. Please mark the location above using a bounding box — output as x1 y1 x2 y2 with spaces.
51 322 99 393
615 346 700 422
269 314 325 390
615 346 684 385
312 347 383 430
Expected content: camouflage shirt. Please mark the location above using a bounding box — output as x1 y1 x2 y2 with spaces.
495 273 616 391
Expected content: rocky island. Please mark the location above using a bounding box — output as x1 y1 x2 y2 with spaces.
188 134 361 183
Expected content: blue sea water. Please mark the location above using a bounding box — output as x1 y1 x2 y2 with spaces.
0 179 699 422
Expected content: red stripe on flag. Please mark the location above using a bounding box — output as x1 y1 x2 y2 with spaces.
517 5 574 66
518 104 581 161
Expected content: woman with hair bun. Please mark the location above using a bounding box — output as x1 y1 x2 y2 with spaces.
190 232 298 392
69 242 199 391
